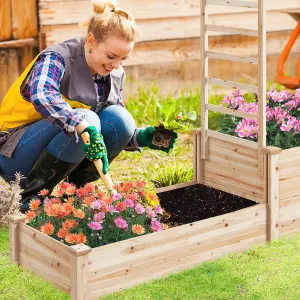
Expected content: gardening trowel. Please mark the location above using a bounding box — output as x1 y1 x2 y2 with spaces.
81 132 117 195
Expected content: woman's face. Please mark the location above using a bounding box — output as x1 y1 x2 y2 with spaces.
85 33 134 76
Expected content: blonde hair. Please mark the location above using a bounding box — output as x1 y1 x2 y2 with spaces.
82 1 139 43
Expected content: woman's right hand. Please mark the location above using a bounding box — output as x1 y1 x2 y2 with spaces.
80 126 109 174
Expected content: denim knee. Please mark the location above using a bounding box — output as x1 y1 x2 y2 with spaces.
75 109 101 131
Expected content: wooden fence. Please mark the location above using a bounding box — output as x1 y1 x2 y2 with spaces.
0 0 38 101
39 0 300 97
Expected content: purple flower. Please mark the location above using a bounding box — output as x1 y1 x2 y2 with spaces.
88 221 103 230
106 204 117 213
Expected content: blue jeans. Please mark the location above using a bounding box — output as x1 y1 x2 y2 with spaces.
0 105 136 188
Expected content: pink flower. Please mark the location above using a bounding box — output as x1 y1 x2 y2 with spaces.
151 219 163 232
94 211 105 222
146 207 156 218
154 205 163 214
106 204 116 213
113 193 122 201
176 112 183 119
135 203 145 215
124 198 134 208
88 221 103 230
114 216 128 230
91 200 102 210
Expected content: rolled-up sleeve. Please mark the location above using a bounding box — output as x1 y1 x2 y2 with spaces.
22 52 85 135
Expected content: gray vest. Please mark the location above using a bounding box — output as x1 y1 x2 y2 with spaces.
44 37 125 112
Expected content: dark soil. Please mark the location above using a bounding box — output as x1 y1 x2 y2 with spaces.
157 184 257 226
152 126 177 149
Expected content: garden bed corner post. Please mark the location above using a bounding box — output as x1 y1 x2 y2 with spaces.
69 244 92 300
265 146 282 242
8 214 26 265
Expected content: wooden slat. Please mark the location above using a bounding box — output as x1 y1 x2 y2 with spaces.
206 103 258 120
0 38 38 49
206 51 258 64
39 0 300 17
40 11 298 45
201 0 209 159
206 25 258 36
206 77 258 92
156 181 197 194
0 0 12 41
0 51 9 102
207 0 258 8
11 0 38 39
207 130 258 149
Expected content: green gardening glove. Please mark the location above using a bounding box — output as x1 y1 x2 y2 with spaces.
137 126 178 153
81 126 109 174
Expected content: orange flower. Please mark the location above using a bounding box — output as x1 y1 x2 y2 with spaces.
121 186 130 195
45 203 61 217
38 189 49 196
57 228 69 239
50 197 61 204
65 184 76 196
83 183 95 194
70 219 78 227
115 201 126 212
126 193 138 201
62 219 75 230
83 196 96 206
96 190 105 199
78 232 87 244
101 196 113 205
136 180 146 188
60 203 74 217
29 199 41 211
25 210 36 221
66 197 75 205
41 222 54 236
73 209 85 219
132 224 145 235
59 182 70 190
65 233 80 245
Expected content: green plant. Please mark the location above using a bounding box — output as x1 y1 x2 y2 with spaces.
155 98 197 131
148 161 193 188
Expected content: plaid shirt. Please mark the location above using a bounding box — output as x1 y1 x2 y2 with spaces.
21 52 140 150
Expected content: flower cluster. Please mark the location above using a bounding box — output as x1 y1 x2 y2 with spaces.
25 181 164 248
219 89 300 149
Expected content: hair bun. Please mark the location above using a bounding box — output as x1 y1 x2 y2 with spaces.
92 1 117 14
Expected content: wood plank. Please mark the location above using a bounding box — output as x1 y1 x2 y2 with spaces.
207 0 258 9
206 77 258 92
40 11 297 45
7 49 20 87
89 234 266 298
0 38 38 49
0 50 9 102
206 25 258 36
267 152 280 241
156 181 197 193
206 51 258 64
38 0 300 25
207 103 258 120
0 0 12 41
11 0 38 39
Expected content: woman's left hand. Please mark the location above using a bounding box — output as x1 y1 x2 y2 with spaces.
137 126 178 153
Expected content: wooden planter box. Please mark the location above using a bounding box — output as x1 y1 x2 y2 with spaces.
8 130 300 299
9 201 267 300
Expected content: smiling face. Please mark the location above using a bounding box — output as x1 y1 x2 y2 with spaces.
85 33 134 76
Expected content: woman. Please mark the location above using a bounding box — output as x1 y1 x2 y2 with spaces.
0 2 177 211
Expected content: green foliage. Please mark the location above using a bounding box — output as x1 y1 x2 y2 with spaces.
125 82 224 130
148 161 193 188
155 99 197 131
